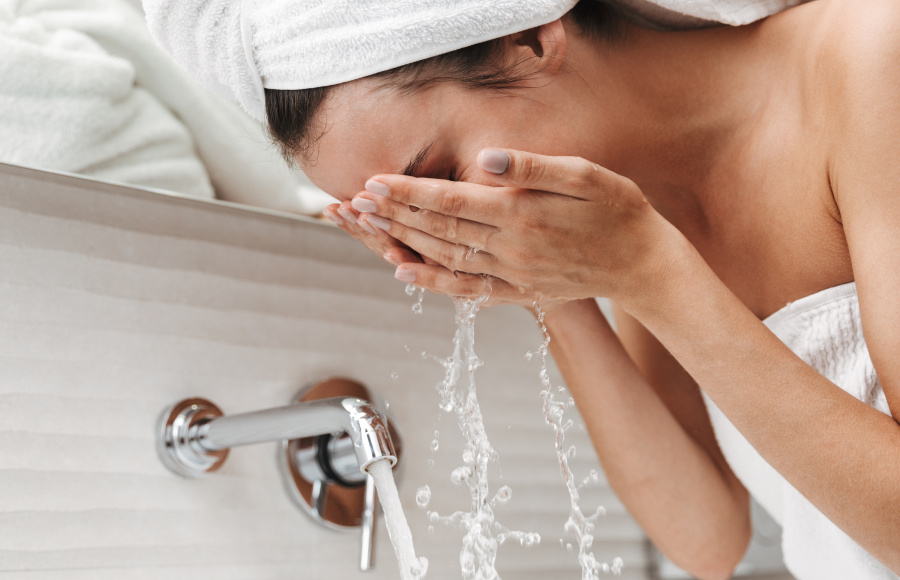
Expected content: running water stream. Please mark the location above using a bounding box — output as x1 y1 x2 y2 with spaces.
396 285 622 578
422 285 539 579
530 303 624 578
369 459 428 580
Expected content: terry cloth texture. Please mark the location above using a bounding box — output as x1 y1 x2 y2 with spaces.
1 0 332 213
143 0 580 121
704 282 898 580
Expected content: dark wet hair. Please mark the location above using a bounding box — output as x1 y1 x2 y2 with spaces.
265 1 622 164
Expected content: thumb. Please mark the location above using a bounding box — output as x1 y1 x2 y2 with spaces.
477 148 609 199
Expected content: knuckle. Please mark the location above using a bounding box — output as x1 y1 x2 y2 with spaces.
517 155 545 185
435 244 460 269
444 216 461 242
437 190 466 217
427 214 457 242
385 200 404 221
387 221 410 243
567 158 599 191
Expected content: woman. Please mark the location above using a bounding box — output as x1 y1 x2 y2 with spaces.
148 0 900 578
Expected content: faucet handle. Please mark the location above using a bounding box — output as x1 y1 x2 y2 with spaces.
360 473 378 571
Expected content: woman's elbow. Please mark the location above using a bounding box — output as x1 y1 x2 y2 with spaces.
670 516 752 580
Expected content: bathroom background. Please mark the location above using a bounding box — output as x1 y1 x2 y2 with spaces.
1 0 794 577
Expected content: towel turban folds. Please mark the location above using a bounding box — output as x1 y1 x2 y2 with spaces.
143 0 579 122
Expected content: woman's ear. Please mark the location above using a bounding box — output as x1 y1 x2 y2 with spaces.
509 19 568 77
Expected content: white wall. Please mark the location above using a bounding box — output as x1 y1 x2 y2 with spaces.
0 164 649 579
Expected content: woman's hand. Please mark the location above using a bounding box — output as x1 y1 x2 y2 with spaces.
350 148 680 309
322 199 424 268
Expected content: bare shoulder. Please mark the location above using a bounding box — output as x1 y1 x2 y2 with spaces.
811 0 900 204
813 0 900 111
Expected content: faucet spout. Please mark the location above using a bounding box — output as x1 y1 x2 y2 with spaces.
157 395 396 480
196 397 397 472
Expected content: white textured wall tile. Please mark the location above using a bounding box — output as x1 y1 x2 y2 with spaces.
0 164 649 579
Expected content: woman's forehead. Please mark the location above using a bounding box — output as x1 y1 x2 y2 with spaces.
298 82 445 199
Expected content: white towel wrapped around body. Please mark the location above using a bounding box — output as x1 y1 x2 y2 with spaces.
705 283 899 580
0 0 334 213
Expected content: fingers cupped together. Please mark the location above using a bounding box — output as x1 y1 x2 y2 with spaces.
361 175 510 227
350 187 500 253
322 202 422 267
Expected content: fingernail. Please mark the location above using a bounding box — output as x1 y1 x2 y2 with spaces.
383 253 401 266
338 208 356 221
365 179 390 196
367 214 391 231
351 198 377 213
478 149 510 174
358 219 377 235
323 209 342 224
395 267 416 282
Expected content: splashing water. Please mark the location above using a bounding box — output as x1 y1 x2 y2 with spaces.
416 485 432 508
369 459 429 579
406 283 426 315
422 282 541 579
530 303 624 578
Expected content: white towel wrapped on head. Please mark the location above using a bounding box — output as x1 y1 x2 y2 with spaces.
144 0 810 123
144 0 581 122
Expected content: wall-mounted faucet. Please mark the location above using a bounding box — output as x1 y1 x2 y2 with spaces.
157 378 400 571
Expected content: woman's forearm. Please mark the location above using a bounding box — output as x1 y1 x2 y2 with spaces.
543 299 750 578
625 237 900 571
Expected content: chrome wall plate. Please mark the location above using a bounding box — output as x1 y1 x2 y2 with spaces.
157 398 229 478
280 377 403 531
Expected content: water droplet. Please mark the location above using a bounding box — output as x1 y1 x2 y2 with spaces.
403 344 410 353
390 371 399 380
410 556 429 578
461 450 473 464
405 283 416 296
415 485 431 508
451 466 472 485
427 459 434 469
431 439 439 452
524 351 533 361
566 543 574 553
491 485 512 505
427 525 434 534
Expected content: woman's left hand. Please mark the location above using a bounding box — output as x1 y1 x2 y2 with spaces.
350 148 680 309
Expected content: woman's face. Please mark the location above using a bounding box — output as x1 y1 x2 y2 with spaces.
300 77 586 199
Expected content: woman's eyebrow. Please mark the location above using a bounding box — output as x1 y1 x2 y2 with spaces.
401 140 436 177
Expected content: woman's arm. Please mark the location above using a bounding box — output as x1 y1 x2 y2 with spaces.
352 139 900 570
627 226 900 572
544 298 750 579
638 6 900 569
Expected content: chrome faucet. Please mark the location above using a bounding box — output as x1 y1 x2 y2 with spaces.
157 379 399 571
